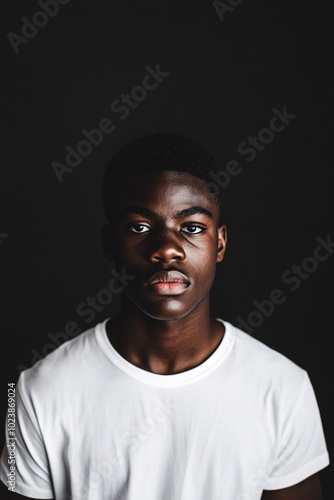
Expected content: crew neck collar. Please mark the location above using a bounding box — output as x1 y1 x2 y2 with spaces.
95 318 234 387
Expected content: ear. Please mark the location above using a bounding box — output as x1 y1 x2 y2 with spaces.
102 224 115 261
216 225 227 263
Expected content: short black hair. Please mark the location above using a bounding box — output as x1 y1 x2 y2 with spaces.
102 133 224 225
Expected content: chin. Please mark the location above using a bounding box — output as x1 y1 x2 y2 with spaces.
135 299 194 322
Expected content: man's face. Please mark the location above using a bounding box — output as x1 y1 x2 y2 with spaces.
104 171 227 321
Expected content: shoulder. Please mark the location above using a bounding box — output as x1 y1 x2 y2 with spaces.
18 321 107 400
223 320 308 396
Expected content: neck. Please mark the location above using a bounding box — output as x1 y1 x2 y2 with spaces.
106 296 224 375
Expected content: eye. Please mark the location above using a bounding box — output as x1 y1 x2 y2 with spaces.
128 224 150 234
181 225 206 234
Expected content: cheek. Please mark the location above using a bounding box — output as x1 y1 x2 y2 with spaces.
188 234 218 261
112 233 137 262
188 248 217 284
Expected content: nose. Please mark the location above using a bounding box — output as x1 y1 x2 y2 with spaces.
148 230 186 263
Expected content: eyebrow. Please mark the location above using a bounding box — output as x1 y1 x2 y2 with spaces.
119 205 214 220
176 206 214 219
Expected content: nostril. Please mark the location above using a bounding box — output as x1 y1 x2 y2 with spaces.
148 236 186 263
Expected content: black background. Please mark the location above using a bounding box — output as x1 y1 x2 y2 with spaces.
1 0 333 496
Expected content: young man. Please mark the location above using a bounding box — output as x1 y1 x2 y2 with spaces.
0 134 329 499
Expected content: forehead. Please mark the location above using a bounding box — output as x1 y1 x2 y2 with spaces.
118 171 216 208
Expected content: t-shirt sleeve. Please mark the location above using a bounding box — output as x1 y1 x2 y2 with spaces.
265 371 330 490
0 374 54 499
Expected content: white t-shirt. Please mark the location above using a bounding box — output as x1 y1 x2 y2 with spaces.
0 319 329 500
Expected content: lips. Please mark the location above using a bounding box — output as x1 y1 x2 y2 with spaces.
145 270 191 296
146 270 190 287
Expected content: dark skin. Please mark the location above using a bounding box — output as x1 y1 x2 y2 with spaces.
103 171 227 375
1 171 323 499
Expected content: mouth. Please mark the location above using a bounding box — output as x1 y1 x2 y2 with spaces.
146 270 191 296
